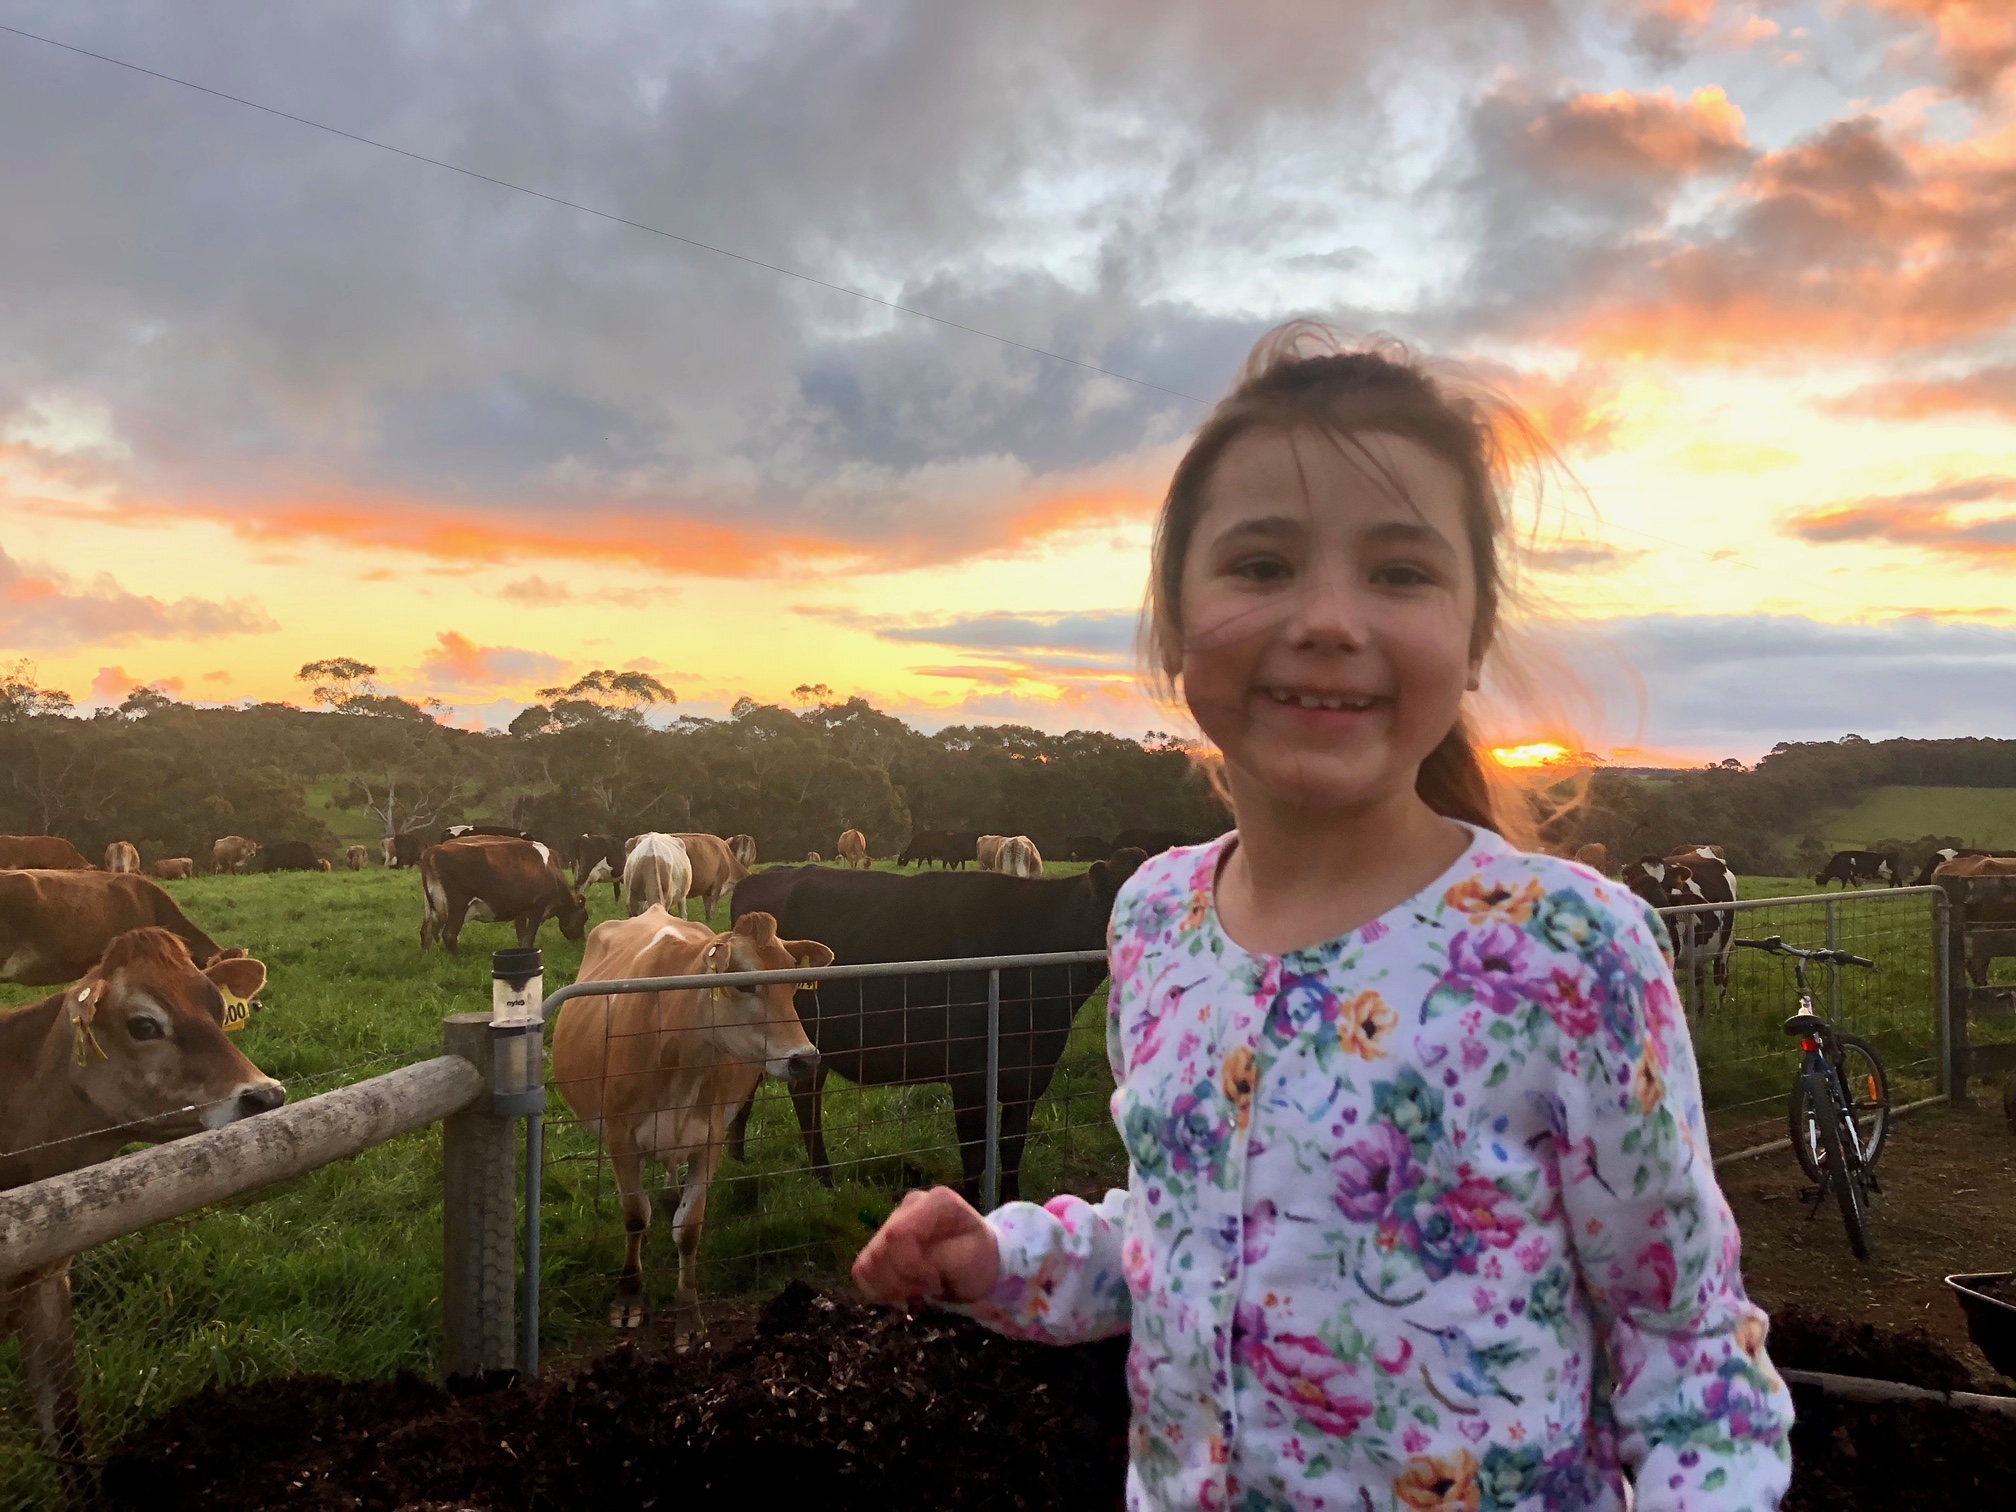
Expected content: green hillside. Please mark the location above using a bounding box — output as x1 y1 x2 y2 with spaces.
1820 785 2016 849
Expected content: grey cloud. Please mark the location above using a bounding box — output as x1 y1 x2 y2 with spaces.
0 541 277 650
796 605 1138 658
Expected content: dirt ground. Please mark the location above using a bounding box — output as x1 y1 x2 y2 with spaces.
1720 1089 2016 1382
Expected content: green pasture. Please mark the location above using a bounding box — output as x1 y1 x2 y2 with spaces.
0 862 1978 1507
0 860 1125 1507
1819 784 2016 851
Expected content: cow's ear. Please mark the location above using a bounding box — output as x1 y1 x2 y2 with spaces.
66 973 108 1063
1669 864 1692 885
206 955 268 1006
782 939 834 970
1088 860 1110 894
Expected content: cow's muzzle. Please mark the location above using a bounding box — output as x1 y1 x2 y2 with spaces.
776 1046 820 1087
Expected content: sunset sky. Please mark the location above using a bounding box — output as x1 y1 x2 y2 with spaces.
3 0 2014 762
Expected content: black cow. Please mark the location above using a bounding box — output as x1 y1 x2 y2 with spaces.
898 830 952 867
727 850 1147 1203
385 831 427 869
1816 850 1902 889
261 840 321 872
1066 835 1113 863
441 823 530 844
1111 827 1218 857
572 833 626 898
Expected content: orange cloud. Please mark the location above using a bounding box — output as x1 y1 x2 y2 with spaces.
90 666 184 701
1866 1 2016 94
1782 476 2016 558
416 630 567 689
1827 363 2016 419
1524 85 1750 178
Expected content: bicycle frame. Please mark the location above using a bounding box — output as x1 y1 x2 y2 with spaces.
1787 956 1872 1182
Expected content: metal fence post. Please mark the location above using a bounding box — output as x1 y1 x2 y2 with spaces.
1825 896 1841 1021
441 1013 516 1379
1935 892 1954 1099
983 968 1001 1212
1941 878 1971 1099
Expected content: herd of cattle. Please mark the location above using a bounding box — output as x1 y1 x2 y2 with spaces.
5 820 2016 1435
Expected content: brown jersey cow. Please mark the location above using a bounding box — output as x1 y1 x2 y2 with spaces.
0 871 226 985
103 841 140 874
0 836 91 870
675 833 752 919
2 929 283 1503
419 837 586 954
211 835 259 874
149 857 196 880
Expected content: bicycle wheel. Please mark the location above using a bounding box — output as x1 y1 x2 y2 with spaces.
1805 1069 1872 1260
1788 1034 1891 1184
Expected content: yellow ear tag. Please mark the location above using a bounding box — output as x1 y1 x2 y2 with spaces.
218 985 253 1032
70 986 107 1066
797 955 818 991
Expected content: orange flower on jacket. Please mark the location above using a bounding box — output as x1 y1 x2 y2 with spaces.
1220 1044 1258 1130
1338 990 1398 1061
1395 1448 1481 1512
1631 1041 1665 1115
1443 876 1544 927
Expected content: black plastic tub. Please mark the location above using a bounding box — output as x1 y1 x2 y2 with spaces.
1947 1272 2016 1379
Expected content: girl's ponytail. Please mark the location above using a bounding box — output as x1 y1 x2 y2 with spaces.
1415 717 1496 833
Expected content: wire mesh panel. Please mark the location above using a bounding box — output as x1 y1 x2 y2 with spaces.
1664 887 1945 1158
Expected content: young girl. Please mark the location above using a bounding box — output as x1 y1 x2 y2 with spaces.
852 326 1792 1512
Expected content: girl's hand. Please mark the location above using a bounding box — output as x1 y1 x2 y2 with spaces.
852 1186 1000 1306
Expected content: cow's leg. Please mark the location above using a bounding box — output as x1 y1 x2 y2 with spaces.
725 1097 753 1164
784 1064 833 1187
16 1264 91 1507
660 1141 722 1350
608 1131 652 1331
947 1072 990 1204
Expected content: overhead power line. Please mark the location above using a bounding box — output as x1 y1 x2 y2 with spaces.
0 20 1207 405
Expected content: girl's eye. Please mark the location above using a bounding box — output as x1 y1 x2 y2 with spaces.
1229 555 1292 584
1371 561 1435 587
126 1016 164 1041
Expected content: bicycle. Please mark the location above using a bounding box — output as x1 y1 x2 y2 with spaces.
1730 935 1888 1260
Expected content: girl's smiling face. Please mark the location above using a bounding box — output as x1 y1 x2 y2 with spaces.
1177 425 1483 813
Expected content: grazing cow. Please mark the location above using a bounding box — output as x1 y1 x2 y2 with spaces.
673 834 750 921
1816 850 1903 889
0 871 228 985
262 841 320 872
211 835 259 874
440 824 530 843
419 837 587 954
624 833 693 918
103 841 140 874
898 830 952 867
836 829 871 870
728 850 1147 1203
1573 842 1609 877
1 929 283 1503
148 857 195 881
1066 835 1112 863
346 845 369 871
0 836 92 871
382 831 427 869
994 835 1043 878
975 835 1009 871
727 834 756 869
1112 827 1213 858
1935 854 2016 987
571 834 625 899
806 851 822 863
551 909 829 1341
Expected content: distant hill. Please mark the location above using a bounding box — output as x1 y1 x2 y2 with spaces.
1819 785 2016 850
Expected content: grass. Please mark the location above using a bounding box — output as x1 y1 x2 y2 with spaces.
1818 784 2016 850
0 862 1972 1506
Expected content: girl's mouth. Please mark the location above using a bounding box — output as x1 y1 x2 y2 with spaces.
1260 687 1386 713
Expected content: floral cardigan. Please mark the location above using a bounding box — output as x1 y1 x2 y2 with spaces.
957 828 1791 1512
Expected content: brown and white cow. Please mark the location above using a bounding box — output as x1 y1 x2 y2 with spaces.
0 871 227 985
149 857 195 880
346 845 369 871
975 834 1008 871
726 834 756 870
103 841 140 874
1573 842 1609 877
0 836 91 870
211 835 259 874
623 833 693 918
1935 854 2016 988
419 837 587 954
994 835 1043 878
836 829 870 870
674 833 751 920
2 929 283 1503
550 908 829 1342
806 852 822 863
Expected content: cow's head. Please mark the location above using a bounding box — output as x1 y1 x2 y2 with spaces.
1620 857 1670 909
701 911 830 1087
1093 847 1149 903
556 886 590 941
63 927 285 1141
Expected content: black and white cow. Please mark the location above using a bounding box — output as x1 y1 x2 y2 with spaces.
1815 850 1902 890
1621 849 1737 1013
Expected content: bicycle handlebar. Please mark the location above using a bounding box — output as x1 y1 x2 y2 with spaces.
1732 935 1875 969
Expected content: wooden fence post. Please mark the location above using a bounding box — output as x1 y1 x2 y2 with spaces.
1941 877 1971 1100
442 1013 516 1379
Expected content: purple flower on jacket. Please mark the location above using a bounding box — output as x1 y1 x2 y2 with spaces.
1389 1173 1524 1281
1701 1359 1784 1445
1159 1085 1232 1178
1231 1303 1373 1438
1263 970 1338 1047
1440 924 1534 1015
1244 1198 1279 1265
1333 1121 1420 1223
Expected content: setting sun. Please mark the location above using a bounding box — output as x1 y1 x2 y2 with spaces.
1490 741 1575 770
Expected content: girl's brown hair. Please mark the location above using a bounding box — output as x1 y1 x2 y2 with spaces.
1144 321 1572 848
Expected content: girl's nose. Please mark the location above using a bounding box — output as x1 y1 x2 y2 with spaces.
1287 572 1369 651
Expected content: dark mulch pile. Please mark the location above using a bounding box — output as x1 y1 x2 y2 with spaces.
99 1287 2016 1512
102 1283 1130 1512
1769 1304 1980 1392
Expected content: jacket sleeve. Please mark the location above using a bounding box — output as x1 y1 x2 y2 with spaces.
942 910 1140 1344
1553 903 1793 1512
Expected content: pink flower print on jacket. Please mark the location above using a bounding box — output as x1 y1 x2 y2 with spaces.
1231 1303 1374 1439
